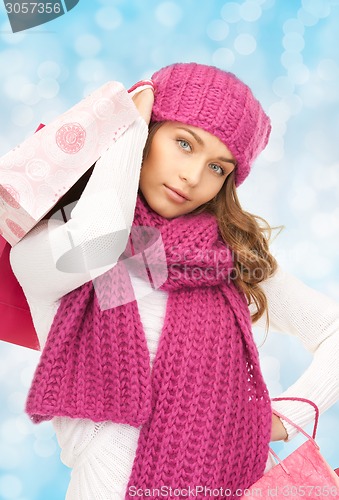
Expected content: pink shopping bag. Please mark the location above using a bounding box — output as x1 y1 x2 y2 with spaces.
0 235 39 350
0 81 139 246
0 79 154 349
0 123 92 350
243 397 339 499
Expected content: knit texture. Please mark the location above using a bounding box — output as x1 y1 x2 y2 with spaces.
151 62 271 186
26 192 272 495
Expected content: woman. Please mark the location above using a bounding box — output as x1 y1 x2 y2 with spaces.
10 63 339 499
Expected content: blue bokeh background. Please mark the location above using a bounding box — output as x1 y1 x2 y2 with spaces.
0 0 339 498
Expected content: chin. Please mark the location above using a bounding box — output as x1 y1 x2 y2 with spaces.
152 202 177 219
146 197 178 219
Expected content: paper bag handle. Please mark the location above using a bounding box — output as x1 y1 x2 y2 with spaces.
271 396 319 440
269 397 320 474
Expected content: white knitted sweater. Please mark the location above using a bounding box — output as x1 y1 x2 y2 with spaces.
10 117 339 499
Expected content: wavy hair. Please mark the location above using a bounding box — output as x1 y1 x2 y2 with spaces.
143 122 284 337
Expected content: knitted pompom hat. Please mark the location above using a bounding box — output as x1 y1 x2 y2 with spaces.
151 62 271 186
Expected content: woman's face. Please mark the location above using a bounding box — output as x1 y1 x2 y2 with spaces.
139 121 236 219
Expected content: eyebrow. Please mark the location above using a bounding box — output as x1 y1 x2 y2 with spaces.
176 126 237 167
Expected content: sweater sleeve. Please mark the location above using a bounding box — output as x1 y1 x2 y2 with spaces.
52 417 140 499
10 116 148 306
252 266 339 440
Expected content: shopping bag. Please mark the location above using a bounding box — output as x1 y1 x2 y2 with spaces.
0 81 139 245
243 397 339 498
0 235 39 350
0 132 93 351
0 123 45 349
0 79 154 349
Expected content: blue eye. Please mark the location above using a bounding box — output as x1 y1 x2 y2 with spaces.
177 139 191 151
210 163 225 176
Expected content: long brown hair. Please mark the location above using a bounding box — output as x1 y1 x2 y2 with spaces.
143 122 283 333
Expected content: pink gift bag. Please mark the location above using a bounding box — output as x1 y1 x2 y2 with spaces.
0 81 139 246
0 126 93 350
0 80 154 349
243 397 339 499
0 124 45 350
0 235 40 350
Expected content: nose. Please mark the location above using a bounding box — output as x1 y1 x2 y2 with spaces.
179 162 204 186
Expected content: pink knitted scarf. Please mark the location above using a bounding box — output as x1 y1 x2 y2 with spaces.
26 192 272 495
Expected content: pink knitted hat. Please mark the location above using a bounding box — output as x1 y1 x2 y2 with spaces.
151 62 271 186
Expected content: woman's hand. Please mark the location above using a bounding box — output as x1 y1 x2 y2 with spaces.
132 88 154 125
270 413 288 441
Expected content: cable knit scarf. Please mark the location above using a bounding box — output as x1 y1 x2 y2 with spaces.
26 192 272 496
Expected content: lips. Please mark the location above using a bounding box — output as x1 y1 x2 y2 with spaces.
166 185 191 201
